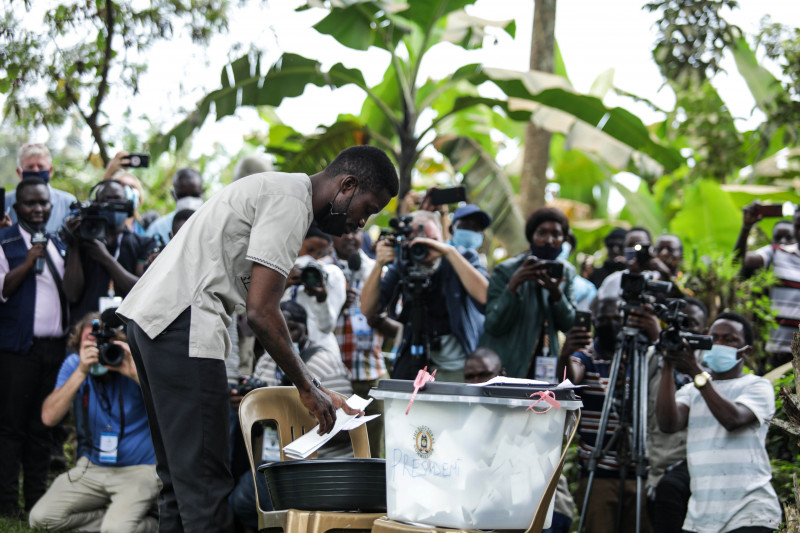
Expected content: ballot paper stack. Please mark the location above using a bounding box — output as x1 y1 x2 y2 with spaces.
370 379 582 530
283 395 378 460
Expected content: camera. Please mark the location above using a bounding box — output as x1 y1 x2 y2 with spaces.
235 375 268 395
620 272 671 306
624 242 651 269
91 308 125 367
381 216 429 267
64 200 134 241
300 262 327 288
540 259 564 279
654 298 713 352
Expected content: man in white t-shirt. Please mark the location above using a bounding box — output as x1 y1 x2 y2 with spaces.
656 312 781 533
116 146 398 532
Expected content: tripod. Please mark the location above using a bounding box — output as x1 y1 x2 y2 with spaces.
577 322 651 533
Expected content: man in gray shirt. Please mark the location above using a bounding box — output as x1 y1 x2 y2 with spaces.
117 146 398 532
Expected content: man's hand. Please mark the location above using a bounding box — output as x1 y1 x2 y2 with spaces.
374 238 397 267
298 385 363 434
81 238 111 262
626 306 661 342
25 242 47 269
304 282 328 303
560 326 593 359
742 202 764 229
106 340 138 383
0 212 11 229
286 267 303 287
662 339 702 377
104 151 131 180
508 256 562 300
77 339 100 376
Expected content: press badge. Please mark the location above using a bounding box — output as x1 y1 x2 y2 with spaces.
98 296 123 314
98 432 118 464
534 355 557 383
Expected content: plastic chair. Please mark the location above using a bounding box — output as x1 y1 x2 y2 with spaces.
238 386 382 533
370 409 581 533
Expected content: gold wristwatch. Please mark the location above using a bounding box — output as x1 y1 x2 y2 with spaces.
693 371 711 390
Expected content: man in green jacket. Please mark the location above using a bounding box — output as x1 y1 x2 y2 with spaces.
480 207 576 381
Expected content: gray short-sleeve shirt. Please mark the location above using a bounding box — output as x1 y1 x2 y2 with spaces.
117 172 314 359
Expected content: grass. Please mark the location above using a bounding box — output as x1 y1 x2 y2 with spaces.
0 517 49 532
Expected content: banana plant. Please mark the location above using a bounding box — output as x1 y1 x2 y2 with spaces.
149 0 682 206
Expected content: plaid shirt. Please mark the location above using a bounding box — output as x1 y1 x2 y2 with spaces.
334 255 387 382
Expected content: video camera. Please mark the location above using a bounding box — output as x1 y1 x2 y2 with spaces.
300 262 327 289
65 200 134 241
381 216 430 267
654 298 713 352
624 242 652 270
91 307 126 368
620 272 672 307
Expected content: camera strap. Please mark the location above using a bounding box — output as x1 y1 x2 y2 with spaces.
80 380 126 454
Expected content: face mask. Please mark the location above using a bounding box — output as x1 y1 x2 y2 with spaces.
175 196 203 212
89 363 108 376
21 169 51 183
703 344 743 373
530 243 562 261
452 229 484 250
594 323 620 355
125 185 140 208
315 187 355 237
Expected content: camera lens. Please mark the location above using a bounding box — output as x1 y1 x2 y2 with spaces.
409 242 428 262
98 344 125 367
300 264 323 287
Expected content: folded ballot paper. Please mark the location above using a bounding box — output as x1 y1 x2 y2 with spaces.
283 394 377 460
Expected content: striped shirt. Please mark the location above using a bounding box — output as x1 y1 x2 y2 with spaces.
675 373 781 533
334 251 387 382
253 342 353 396
755 242 800 354
573 348 628 477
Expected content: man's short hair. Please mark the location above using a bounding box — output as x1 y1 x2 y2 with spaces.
411 209 443 236
605 227 627 245
713 311 755 346
16 176 49 198
628 226 652 242
280 301 308 327
524 207 569 244
172 168 203 187
17 143 52 169
233 155 273 181
325 146 399 197
684 297 709 322
173 209 195 228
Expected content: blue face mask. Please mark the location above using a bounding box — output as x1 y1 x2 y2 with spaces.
89 363 108 376
101 210 128 229
452 229 484 250
702 344 743 373
22 169 51 183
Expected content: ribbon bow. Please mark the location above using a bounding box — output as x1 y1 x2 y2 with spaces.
527 390 561 414
405 366 437 415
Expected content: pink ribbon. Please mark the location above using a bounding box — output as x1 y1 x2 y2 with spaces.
527 391 561 414
405 366 437 415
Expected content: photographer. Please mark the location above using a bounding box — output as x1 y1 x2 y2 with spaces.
145 167 204 244
61 180 157 324
656 312 781 533
480 207 577 382
283 224 347 357
361 210 488 382
0 178 72 517
103 151 148 236
736 202 800 366
29 312 157 533
6 143 77 234
588 227 627 288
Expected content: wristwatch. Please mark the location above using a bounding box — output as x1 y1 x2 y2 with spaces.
693 371 711 390
311 377 322 389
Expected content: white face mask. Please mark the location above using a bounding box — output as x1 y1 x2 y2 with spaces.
175 196 203 212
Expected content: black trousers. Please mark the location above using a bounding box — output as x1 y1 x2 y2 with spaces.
653 461 690 533
0 337 66 513
128 309 234 533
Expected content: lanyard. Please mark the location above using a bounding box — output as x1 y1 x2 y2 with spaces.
81 379 126 453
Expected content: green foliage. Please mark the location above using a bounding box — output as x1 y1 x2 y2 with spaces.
0 0 232 163
768 372 799 505
669 179 741 252
680 250 777 363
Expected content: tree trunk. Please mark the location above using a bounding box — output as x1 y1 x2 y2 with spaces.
520 0 557 217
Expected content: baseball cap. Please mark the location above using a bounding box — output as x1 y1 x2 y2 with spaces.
451 204 492 230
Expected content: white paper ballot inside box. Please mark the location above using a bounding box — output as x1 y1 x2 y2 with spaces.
282 395 377 460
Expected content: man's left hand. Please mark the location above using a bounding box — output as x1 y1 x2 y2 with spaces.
626 306 661 342
662 339 702 376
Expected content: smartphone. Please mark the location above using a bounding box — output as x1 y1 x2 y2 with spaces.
754 204 784 218
575 311 592 331
542 260 564 279
429 186 466 206
126 153 150 168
